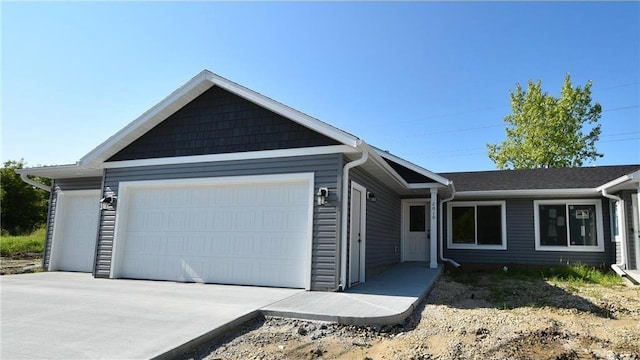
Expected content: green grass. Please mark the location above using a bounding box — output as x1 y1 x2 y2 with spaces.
449 264 624 311
0 227 46 258
451 263 623 288
543 264 623 287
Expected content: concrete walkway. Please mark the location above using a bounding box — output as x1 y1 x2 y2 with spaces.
262 262 443 325
1 272 301 360
2 263 441 359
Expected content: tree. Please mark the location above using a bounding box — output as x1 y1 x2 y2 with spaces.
0 160 51 235
487 74 602 169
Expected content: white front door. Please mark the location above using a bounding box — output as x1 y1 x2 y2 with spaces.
349 182 366 285
402 200 430 262
50 190 101 272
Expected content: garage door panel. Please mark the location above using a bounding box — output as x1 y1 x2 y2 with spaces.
52 191 101 272
115 176 312 288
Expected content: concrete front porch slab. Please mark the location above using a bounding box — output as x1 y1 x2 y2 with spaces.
261 262 442 326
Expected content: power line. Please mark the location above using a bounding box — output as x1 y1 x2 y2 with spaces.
599 137 640 144
403 136 640 158
602 105 639 113
398 124 503 139
391 105 638 140
594 82 640 91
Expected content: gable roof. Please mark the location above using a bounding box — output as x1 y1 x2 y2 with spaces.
440 165 640 196
18 70 450 190
372 147 451 186
79 70 360 169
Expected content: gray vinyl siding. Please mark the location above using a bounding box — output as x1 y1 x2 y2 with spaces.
108 86 339 162
443 198 613 267
43 177 103 270
349 166 402 279
95 154 341 291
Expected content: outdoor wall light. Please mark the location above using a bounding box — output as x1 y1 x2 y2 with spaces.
367 191 377 202
316 187 329 206
100 194 117 210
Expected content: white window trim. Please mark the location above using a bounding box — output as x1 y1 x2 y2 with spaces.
447 201 507 250
534 199 605 252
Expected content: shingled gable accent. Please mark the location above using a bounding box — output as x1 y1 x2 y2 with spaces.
107 86 340 161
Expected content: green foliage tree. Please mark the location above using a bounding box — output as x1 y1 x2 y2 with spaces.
487 74 602 169
0 160 51 235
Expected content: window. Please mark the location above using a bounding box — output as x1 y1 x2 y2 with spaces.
447 201 506 250
534 200 604 252
409 205 426 232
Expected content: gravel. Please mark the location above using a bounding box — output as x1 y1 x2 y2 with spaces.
180 274 640 360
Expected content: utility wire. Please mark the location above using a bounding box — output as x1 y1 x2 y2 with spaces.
404 136 640 158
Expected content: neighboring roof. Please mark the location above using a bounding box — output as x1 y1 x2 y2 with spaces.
440 165 640 194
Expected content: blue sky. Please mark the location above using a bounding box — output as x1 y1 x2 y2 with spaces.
2 2 638 172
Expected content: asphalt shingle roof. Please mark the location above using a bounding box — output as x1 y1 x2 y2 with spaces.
438 165 640 192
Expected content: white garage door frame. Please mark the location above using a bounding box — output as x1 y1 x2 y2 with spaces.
110 173 315 290
49 189 101 272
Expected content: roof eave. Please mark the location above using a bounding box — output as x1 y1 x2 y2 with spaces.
453 188 600 198
16 164 102 179
596 169 640 192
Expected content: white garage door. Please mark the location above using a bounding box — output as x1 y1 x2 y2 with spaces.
112 174 313 289
50 190 101 272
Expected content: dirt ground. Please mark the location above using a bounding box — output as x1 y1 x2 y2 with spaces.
182 273 640 360
0 256 42 275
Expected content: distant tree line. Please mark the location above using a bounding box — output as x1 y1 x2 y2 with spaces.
1 160 51 236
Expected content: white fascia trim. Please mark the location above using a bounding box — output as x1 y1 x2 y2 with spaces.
406 183 447 189
102 145 357 169
361 143 411 189
596 170 640 192
372 147 451 186
16 164 102 179
16 164 79 175
81 71 215 168
454 188 599 198
205 72 359 148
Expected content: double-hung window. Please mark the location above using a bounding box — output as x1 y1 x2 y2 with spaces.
534 200 604 252
447 201 507 250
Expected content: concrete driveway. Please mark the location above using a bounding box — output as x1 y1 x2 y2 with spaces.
1 272 302 360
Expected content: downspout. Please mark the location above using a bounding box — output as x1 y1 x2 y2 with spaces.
20 173 52 192
439 182 461 268
601 188 627 276
339 142 368 291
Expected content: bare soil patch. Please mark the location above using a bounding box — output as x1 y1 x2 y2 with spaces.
1 255 42 275
181 274 640 360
